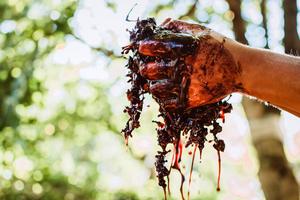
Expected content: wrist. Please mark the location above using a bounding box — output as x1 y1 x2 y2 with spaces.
223 38 249 94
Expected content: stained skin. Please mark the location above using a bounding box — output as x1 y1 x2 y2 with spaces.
138 19 242 110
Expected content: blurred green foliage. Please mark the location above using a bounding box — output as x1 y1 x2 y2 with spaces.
0 0 109 199
0 0 76 129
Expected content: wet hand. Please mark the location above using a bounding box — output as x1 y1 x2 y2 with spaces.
138 19 242 109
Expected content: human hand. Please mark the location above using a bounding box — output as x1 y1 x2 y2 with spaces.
138 19 242 109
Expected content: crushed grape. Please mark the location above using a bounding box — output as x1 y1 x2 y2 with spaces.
121 18 232 200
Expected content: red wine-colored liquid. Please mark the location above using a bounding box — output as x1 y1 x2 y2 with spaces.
188 145 197 200
216 150 221 192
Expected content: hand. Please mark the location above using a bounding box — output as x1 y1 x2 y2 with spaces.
138 19 242 109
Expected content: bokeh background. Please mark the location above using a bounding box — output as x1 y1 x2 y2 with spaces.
0 0 300 199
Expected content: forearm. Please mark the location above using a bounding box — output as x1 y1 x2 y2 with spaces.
231 42 300 116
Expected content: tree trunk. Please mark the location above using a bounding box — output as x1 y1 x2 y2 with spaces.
261 0 269 49
227 0 247 44
227 0 299 199
283 0 300 54
242 98 299 200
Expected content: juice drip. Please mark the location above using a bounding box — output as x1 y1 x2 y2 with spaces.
167 176 171 196
173 137 183 170
179 169 185 200
171 137 185 200
216 150 221 192
199 149 202 161
163 187 167 200
167 149 176 196
178 139 183 163
187 145 197 200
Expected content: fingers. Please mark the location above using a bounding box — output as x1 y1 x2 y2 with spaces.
149 79 180 110
138 34 198 57
139 60 177 80
138 40 172 57
138 18 204 57
149 79 179 98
